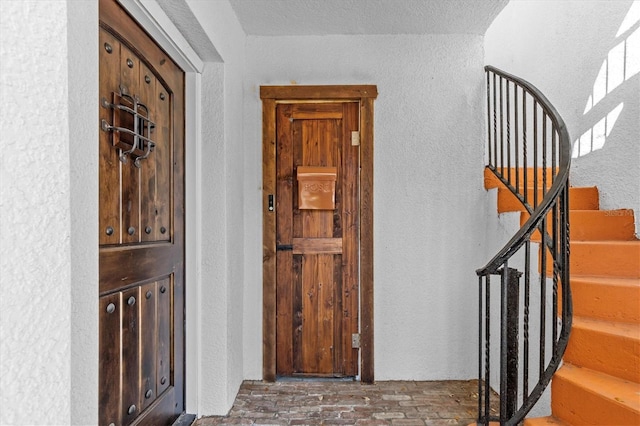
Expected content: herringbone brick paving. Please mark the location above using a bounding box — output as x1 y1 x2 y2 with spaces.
194 380 496 425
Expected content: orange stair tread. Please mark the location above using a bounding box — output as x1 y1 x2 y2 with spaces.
572 240 640 246
571 275 640 286
571 208 635 213
555 364 640 411
570 208 636 219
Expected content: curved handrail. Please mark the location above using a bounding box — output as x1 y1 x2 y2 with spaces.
476 66 573 426
477 66 571 275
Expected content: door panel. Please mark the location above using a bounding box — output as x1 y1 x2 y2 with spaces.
275 102 359 377
98 0 185 424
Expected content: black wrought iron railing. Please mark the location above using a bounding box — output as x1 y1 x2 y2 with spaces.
477 66 572 425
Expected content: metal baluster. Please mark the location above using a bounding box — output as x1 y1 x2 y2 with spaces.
515 85 520 193
543 113 548 196
500 76 505 177
539 216 547 380
552 201 559 355
487 71 493 168
507 80 512 186
562 184 572 333
494 73 498 170
533 100 538 209
499 262 508 423
552 129 557 184
523 92 528 206
523 241 531 404
485 274 492 425
478 275 484 425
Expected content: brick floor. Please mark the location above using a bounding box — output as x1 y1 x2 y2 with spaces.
194 380 497 425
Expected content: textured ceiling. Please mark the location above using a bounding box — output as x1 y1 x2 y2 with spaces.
227 0 509 36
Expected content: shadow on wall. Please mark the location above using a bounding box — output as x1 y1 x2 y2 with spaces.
572 1 640 158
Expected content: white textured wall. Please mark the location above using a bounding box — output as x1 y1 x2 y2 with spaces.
242 34 493 380
486 0 640 235
0 1 98 424
0 2 72 423
184 0 247 416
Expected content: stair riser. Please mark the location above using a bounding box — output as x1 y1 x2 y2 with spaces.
564 325 640 383
552 374 640 425
485 167 555 190
497 186 599 213
569 210 636 241
523 209 637 242
570 279 640 322
570 242 640 278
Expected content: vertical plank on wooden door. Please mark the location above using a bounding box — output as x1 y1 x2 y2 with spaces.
155 83 172 242
300 255 318 372
139 281 157 411
299 118 319 374
317 253 334 373
342 102 360 376
275 104 294 375
292 253 303 372
298 115 339 375
332 253 343 373
332 111 344 374
99 30 121 245
157 277 171 395
121 286 140 425
291 119 304 374
139 63 159 243
120 46 141 244
99 293 121 426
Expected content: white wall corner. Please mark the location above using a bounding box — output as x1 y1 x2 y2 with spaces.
67 0 100 424
185 71 202 414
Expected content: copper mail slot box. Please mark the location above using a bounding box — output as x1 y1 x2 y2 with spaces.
297 166 337 210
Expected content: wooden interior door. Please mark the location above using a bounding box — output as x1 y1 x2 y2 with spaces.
98 0 185 424
275 102 360 377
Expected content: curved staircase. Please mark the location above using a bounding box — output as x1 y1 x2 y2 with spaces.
478 66 640 425
486 172 640 425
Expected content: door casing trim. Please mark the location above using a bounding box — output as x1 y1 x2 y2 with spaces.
260 85 377 383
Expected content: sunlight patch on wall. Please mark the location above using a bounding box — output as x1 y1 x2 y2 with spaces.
573 103 624 158
616 0 640 37
573 1 639 158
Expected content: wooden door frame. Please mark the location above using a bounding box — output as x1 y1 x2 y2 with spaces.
261 85 377 383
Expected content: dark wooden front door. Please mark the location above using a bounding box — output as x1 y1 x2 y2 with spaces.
274 102 360 377
98 0 185 424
